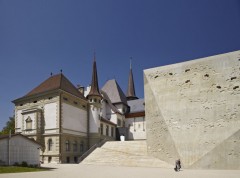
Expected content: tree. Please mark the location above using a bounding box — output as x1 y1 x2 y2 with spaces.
0 117 15 135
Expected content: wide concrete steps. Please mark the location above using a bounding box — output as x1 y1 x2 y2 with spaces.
81 141 173 168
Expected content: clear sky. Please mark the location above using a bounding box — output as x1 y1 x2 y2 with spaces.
0 0 240 130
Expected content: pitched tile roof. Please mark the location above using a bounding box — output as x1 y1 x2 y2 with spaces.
127 98 145 113
14 73 86 101
101 79 128 105
100 90 122 115
0 134 42 146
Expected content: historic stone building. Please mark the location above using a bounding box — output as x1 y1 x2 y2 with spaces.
144 50 240 169
13 55 146 163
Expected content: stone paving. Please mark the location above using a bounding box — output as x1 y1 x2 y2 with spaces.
1 164 240 178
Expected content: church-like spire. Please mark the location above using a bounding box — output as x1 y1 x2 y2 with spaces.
87 52 101 99
126 58 138 100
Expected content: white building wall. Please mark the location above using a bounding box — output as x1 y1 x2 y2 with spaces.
44 102 57 129
101 101 107 118
126 117 146 140
62 103 87 134
15 110 23 132
104 104 112 120
0 136 40 165
89 105 100 133
109 113 118 126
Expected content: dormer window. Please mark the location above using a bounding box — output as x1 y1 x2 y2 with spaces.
26 116 32 130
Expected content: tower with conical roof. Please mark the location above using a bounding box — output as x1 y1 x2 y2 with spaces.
87 53 102 146
126 60 138 100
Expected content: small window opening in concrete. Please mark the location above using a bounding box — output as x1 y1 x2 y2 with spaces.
63 97 68 101
204 74 209 77
185 80 190 83
231 77 237 80
233 86 239 90
216 86 221 89
185 69 190 72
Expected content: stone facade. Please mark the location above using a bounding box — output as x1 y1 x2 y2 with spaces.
144 50 240 169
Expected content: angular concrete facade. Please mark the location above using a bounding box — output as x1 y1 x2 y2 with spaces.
144 50 240 169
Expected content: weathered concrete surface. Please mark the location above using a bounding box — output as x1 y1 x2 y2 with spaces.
144 50 240 169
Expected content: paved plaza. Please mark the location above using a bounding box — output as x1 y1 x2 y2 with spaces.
1 164 240 178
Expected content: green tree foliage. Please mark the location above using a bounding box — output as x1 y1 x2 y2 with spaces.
0 117 15 135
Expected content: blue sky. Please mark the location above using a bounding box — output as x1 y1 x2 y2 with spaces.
0 0 240 130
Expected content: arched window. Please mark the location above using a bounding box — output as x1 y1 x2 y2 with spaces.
80 141 84 153
73 141 77 152
26 116 32 130
66 140 70 151
48 139 53 151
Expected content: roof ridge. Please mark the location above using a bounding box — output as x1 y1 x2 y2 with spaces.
13 73 87 102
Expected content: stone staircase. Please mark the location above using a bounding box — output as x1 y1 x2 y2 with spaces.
81 140 173 168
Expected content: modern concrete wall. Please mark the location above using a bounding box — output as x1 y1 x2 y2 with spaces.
144 50 240 169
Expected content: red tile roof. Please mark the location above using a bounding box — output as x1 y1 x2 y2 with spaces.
14 73 86 102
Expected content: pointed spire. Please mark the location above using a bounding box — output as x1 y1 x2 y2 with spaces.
126 58 138 100
87 52 101 99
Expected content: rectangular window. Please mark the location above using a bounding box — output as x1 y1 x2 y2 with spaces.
111 127 114 137
80 141 84 153
73 141 77 152
26 116 32 130
66 141 70 151
117 119 121 127
106 125 109 136
100 124 103 135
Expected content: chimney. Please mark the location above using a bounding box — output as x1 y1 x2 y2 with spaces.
77 84 85 95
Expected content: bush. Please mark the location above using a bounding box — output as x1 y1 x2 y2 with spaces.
29 164 38 168
21 161 28 167
13 162 19 166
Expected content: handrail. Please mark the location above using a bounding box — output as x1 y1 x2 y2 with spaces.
78 138 108 163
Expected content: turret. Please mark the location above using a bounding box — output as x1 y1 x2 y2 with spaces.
87 53 102 134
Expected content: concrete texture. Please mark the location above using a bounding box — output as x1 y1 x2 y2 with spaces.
1 164 240 178
144 50 240 169
82 141 172 168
